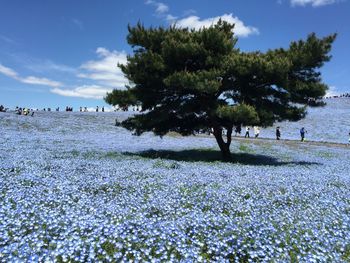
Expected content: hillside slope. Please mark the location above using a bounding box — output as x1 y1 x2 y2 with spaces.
254 98 350 144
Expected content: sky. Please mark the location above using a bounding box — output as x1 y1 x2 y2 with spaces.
0 0 349 109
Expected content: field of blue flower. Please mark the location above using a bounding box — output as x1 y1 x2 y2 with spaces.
1 98 350 262
256 98 350 143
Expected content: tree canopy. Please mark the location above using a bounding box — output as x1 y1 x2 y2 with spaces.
105 21 336 160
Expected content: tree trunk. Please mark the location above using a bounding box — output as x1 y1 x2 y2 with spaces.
213 126 232 161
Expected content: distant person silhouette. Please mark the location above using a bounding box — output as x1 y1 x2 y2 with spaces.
300 127 307 142
254 126 260 138
276 127 281 140
244 127 250 138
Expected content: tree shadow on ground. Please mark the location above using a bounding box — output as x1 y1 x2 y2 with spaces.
123 149 321 166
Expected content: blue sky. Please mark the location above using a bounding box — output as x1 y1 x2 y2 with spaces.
0 0 349 109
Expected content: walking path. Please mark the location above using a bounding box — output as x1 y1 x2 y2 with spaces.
196 134 350 149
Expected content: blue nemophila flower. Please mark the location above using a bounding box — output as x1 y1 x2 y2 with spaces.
0 111 350 261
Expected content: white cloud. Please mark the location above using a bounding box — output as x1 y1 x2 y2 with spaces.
145 0 169 14
165 14 177 23
79 47 128 88
0 63 62 87
155 3 169 14
291 0 341 6
145 0 176 22
175 13 259 37
20 76 62 87
1 47 128 100
144 2 257 37
0 64 18 78
51 85 111 99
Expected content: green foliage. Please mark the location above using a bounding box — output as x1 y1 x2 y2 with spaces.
101 240 117 256
153 160 180 169
216 104 259 125
105 20 336 159
104 89 137 109
342 244 350 261
238 143 252 153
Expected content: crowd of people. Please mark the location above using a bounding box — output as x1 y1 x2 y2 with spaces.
274 126 305 141
242 126 261 138
234 125 350 143
236 126 269 139
0 104 144 113
324 93 350 99
14 107 35 116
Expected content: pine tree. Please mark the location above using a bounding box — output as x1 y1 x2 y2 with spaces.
105 21 336 161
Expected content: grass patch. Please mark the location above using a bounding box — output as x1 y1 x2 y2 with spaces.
239 143 254 153
166 131 182 138
341 244 350 261
70 150 80 157
101 240 117 256
153 159 180 169
316 151 336 158
79 151 124 160
103 151 123 159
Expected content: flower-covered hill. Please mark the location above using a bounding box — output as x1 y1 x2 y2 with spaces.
259 98 350 143
0 105 350 262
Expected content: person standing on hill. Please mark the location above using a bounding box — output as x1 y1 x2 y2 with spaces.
300 127 307 142
276 127 281 140
244 127 250 138
254 126 260 138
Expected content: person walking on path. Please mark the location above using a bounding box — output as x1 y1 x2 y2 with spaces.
244 127 250 138
276 127 281 140
254 126 260 138
300 127 307 142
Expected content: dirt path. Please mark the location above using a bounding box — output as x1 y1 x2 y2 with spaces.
236 136 350 149
194 133 350 149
